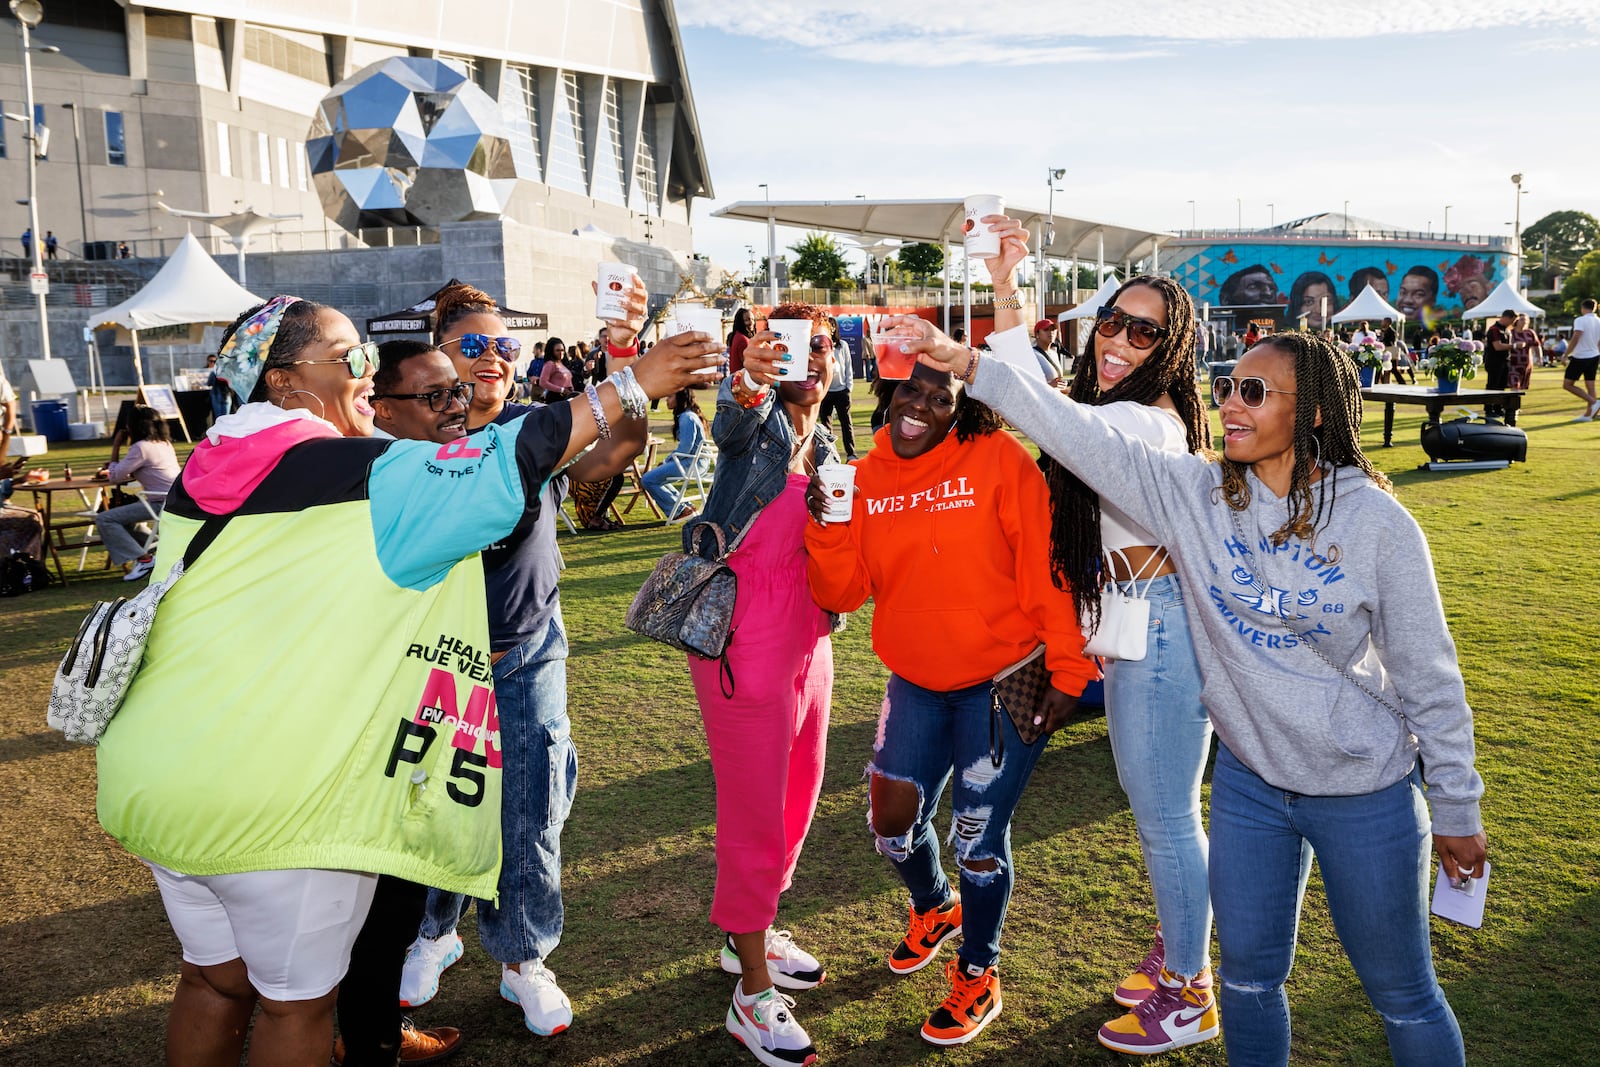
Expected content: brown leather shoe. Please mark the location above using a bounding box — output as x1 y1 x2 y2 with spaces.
332 1020 463 1065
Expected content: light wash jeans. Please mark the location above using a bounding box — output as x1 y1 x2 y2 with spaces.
95 499 158 564
641 454 705 517
869 675 1049 971
419 616 576 966
1209 743 1465 1067
1102 573 1213 977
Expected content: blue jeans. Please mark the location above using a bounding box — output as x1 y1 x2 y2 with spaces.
869 675 1048 971
420 616 576 966
1102 574 1213 977
1209 743 1464 1067
641 455 702 516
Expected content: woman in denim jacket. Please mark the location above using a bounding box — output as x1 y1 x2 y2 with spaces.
683 303 840 1067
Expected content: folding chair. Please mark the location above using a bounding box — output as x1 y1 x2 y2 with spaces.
662 439 717 525
613 439 665 522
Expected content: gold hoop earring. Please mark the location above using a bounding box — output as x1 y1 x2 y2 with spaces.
280 389 327 422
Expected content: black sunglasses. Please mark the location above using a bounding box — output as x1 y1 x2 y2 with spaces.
1212 375 1297 408
441 333 522 360
372 381 476 412
1094 305 1169 350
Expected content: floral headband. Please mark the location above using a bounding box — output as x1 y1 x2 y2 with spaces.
217 295 302 403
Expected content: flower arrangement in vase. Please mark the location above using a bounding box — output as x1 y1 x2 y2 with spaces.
1420 339 1482 393
1344 337 1387 386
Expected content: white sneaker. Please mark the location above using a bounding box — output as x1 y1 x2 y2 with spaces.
1587 398 1600 418
500 960 573 1036
726 981 817 1067
720 929 827 991
397 932 463 1008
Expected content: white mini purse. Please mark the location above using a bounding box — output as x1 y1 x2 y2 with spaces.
1080 546 1164 662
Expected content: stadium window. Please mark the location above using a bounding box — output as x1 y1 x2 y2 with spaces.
217 121 231 176
105 110 126 166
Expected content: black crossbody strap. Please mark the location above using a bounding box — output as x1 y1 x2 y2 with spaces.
180 513 234 571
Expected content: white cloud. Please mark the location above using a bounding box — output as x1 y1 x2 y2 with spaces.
676 0 1600 65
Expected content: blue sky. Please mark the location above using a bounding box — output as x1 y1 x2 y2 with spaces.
676 1 1600 278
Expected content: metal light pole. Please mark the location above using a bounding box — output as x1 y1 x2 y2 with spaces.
61 101 89 255
12 0 50 359
1040 167 1064 314
1443 204 1452 238
1267 202 1275 227
1510 173 1524 291
1343 200 1350 237
759 182 777 307
1235 198 1242 230
1187 199 1195 232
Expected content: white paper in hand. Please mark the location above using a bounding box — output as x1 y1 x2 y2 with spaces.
1429 859 1490 928
984 325 1049 383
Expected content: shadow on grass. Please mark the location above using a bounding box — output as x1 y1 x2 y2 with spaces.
0 729 75 765
0 891 174 1021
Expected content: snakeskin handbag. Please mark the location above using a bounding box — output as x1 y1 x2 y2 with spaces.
47 514 230 745
626 522 750 695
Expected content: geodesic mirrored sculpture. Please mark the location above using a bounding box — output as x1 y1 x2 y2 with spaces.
308 56 534 230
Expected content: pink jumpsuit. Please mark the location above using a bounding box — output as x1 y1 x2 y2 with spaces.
689 474 833 934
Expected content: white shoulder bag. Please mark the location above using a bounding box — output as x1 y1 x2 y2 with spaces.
1080 546 1165 662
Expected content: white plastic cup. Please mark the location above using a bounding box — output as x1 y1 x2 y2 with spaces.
963 194 1005 260
666 305 723 339
767 318 814 381
816 463 856 523
595 261 638 321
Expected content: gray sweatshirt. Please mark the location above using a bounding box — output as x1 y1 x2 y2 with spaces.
970 357 1484 837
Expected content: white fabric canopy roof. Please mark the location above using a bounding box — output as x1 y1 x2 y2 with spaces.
1058 273 1122 321
1330 284 1404 324
1461 279 1544 318
92 233 262 333
711 199 1170 267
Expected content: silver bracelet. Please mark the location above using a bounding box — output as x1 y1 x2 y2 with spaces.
584 384 611 440
611 366 649 420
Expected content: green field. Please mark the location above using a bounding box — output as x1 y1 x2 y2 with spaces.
3 369 1597 1065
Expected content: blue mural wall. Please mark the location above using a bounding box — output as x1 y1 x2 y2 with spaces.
1165 243 1512 329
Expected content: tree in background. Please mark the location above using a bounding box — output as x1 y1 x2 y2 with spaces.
897 242 945 285
1556 248 1600 316
1522 210 1600 286
788 232 851 289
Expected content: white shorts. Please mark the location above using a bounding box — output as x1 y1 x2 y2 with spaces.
148 863 378 1001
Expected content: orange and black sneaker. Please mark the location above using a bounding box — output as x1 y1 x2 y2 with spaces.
919 958 1002 1046
888 893 962 975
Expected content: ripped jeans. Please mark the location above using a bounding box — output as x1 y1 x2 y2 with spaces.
869 675 1048 971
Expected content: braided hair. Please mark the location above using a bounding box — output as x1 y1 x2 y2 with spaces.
431 282 498 343
1044 276 1211 629
1216 330 1392 554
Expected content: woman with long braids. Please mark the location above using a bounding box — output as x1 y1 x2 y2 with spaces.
906 307 1487 1066
985 251 1221 1047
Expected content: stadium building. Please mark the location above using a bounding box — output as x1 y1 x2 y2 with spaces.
0 0 714 388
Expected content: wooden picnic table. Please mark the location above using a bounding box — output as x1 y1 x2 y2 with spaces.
1360 385 1525 447
24 476 128 584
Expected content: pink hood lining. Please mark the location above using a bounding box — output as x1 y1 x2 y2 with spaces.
181 403 341 514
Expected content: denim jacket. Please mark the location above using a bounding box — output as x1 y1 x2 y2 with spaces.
682 376 838 558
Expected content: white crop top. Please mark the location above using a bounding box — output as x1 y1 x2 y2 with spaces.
1091 401 1187 550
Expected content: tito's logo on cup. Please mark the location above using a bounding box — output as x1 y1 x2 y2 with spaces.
608 280 623 291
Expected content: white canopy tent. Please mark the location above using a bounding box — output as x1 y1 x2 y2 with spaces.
1330 284 1405 325
1461 280 1544 319
91 233 263 391
711 198 1170 336
1057 273 1122 321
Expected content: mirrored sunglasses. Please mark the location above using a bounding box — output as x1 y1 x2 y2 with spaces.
285 340 379 379
441 333 522 361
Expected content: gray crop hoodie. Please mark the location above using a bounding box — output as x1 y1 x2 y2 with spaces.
969 357 1484 838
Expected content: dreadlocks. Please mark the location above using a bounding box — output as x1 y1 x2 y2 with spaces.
1216 330 1393 554
1043 276 1212 629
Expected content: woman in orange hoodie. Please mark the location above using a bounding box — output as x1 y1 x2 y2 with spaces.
804 361 1096 1047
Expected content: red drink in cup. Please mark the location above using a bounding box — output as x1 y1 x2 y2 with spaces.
875 326 920 379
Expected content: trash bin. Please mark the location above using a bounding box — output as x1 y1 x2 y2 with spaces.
30 399 70 443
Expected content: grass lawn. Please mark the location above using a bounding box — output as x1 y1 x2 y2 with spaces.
2 368 1597 1064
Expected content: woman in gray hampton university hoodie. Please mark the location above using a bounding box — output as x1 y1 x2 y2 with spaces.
902 322 1485 1067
